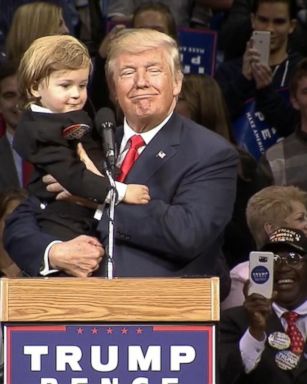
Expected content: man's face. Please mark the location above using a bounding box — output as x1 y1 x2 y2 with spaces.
274 251 307 309
251 2 296 54
0 74 21 131
111 47 182 132
133 10 170 35
32 68 89 113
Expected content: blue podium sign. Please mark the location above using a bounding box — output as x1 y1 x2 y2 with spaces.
231 88 289 160
5 324 215 384
178 28 217 76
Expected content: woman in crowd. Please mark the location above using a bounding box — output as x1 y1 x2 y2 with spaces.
5 1 69 64
221 184 307 310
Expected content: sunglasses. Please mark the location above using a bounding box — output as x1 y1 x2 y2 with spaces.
273 252 307 266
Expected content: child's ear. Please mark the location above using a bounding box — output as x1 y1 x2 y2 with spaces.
30 82 40 98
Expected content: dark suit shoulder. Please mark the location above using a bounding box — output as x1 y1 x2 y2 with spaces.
173 113 238 161
221 305 249 335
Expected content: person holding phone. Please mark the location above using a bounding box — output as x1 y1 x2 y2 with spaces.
215 0 301 144
257 57 307 191
220 226 307 384
221 185 307 310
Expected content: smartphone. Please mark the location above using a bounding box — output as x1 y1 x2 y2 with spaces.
252 30 271 65
249 251 274 298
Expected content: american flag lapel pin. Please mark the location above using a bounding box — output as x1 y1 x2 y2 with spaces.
156 150 166 159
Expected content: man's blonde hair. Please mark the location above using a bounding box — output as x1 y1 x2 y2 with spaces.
246 185 307 248
105 28 183 89
18 35 92 108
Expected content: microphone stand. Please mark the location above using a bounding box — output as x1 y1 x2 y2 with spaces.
105 166 117 279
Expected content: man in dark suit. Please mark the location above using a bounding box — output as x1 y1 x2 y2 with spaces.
4 28 238 299
0 61 23 192
220 227 307 384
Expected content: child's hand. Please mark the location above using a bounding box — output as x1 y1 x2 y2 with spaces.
77 143 102 176
124 184 150 204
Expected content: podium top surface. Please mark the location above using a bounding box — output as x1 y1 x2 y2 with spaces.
0 277 219 322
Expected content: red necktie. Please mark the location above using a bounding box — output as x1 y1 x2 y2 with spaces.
117 135 145 182
22 160 33 187
283 311 305 354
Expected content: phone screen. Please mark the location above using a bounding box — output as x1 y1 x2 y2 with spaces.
249 251 274 298
252 30 271 65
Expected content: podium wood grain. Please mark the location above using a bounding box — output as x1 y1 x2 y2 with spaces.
0 277 219 322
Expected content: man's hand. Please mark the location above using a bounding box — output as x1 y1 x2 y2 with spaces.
251 62 273 89
124 184 151 204
77 143 103 176
43 174 70 200
42 175 98 208
243 281 275 341
49 235 104 277
242 39 256 81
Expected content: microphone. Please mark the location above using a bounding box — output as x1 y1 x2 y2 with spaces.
95 107 117 174
95 108 117 280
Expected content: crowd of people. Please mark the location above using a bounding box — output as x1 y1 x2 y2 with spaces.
1 0 307 383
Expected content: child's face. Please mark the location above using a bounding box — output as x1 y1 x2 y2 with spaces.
33 68 89 113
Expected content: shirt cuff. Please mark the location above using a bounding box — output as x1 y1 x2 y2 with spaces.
104 182 127 204
40 241 61 276
239 328 266 373
114 182 127 203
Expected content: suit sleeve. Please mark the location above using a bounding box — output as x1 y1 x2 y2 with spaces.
3 196 57 276
215 62 255 118
30 143 111 203
99 143 238 263
219 308 248 384
14 122 110 203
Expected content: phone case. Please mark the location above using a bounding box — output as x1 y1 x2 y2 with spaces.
249 251 274 298
252 30 270 65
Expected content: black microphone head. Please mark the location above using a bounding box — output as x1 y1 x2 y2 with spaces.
95 107 116 136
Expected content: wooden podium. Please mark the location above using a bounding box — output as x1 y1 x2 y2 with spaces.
0 277 219 383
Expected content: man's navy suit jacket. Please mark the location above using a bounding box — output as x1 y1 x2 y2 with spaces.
0 134 20 193
220 305 307 384
4 113 238 283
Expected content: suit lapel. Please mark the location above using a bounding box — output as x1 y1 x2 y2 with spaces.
121 113 182 184
266 311 284 334
0 136 20 187
266 311 307 380
292 334 307 379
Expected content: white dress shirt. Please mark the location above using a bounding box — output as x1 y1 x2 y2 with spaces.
117 113 172 166
240 301 307 373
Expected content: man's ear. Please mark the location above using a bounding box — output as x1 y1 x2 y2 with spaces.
173 72 183 97
288 18 297 35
